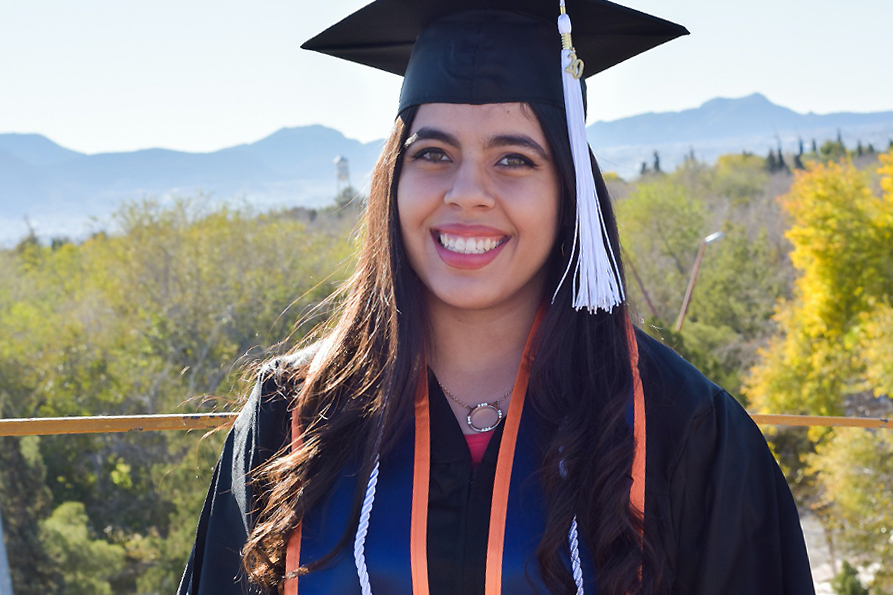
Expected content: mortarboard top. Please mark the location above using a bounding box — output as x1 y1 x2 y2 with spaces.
304 0 688 313
302 0 688 113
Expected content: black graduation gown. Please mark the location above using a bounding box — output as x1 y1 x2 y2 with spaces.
178 333 815 595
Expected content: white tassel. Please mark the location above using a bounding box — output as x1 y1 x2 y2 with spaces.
354 454 380 595
554 1 624 313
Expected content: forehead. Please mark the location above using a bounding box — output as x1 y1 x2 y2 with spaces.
408 103 546 142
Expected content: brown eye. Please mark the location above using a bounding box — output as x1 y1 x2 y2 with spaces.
497 154 535 168
413 147 450 163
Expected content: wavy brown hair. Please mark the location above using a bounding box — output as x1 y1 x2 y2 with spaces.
242 103 663 594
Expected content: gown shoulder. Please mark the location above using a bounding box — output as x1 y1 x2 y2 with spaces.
634 330 815 595
176 347 316 595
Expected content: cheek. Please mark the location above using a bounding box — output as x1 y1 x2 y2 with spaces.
535 194 562 263
518 182 561 246
396 173 441 236
395 187 415 241
395 180 428 269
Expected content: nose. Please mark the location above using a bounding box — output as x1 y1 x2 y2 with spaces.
443 160 495 210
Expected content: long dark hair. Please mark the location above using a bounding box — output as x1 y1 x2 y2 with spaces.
242 102 662 594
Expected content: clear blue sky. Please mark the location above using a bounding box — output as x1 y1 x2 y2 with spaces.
1 0 890 154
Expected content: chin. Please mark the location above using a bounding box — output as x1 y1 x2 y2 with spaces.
425 281 542 315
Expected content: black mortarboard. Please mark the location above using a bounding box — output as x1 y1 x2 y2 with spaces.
304 0 687 314
302 0 688 113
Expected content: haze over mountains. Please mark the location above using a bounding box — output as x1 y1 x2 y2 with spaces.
2 93 892 244
588 93 893 175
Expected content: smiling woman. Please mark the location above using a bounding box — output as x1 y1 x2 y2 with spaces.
177 1 815 594
398 103 559 317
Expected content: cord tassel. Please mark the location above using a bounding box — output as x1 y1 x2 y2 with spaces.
554 1 624 313
568 516 586 595
356 418 385 595
354 454 380 595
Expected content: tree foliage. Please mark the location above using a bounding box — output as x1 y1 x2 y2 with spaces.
617 152 791 396
745 151 893 588
0 435 62 594
831 560 869 595
0 197 355 593
1 145 889 589
745 154 893 415
813 430 893 590
39 502 127 595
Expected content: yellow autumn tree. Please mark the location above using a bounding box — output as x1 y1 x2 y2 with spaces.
745 152 893 415
745 151 893 586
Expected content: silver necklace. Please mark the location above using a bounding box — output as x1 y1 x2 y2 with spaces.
436 379 514 433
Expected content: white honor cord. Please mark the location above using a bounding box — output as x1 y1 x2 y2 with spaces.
559 451 584 593
354 454 380 595
568 515 585 595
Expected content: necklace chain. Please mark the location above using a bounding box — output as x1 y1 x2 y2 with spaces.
436 380 513 410
435 378 514 433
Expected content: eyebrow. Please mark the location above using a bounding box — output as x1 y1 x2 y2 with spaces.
404 128 550 161
485 134 549 161
404 127 460 149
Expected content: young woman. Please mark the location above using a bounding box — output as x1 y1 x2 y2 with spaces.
179 2 815 594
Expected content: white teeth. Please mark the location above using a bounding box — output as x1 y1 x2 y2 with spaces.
438 233 504 255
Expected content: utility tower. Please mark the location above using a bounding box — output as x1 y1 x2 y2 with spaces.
334 156 351 196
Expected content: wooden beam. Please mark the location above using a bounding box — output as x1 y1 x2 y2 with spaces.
0 412 890 436
0 413 238 436
750 413 891 429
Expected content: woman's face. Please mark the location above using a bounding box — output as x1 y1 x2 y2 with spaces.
397 102 560 315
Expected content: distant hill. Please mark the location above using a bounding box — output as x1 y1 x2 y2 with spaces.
0 126 383 243
2 94 893 244
588 93 893 176
0 133 84 166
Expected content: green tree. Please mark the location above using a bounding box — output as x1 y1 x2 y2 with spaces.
617 153 791 396
39 502 126 595
777 147 788 172
0 436 62 595
832 561 869 595
813 431 893 590
617 177 707 325
820 138 849 162
712 152 770 203
767 148 778 172
0 196 357 591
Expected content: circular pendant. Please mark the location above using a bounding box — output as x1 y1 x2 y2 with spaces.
467 403 504 433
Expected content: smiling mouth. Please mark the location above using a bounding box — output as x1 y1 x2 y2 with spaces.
437 232 508 255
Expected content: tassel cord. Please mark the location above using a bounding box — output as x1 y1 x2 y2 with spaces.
554 8 625 313
568 515 586 595
354 454 380 595
354 418 385 595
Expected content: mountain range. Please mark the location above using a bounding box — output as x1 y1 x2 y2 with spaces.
587 93 893 175
2 93 892 244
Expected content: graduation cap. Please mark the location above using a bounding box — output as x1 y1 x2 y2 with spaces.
303 0 688 313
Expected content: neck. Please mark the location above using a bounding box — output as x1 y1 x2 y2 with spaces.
425 296 541 430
